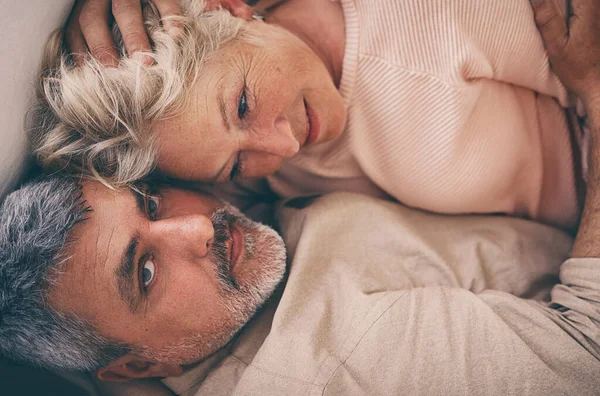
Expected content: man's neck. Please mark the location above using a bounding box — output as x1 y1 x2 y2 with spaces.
264 0 345 87
165 285 285 393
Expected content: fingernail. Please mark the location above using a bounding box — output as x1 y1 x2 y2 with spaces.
132 51 153 66
168 25 185 40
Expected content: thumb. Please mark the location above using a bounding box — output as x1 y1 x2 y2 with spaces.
532 0 569 57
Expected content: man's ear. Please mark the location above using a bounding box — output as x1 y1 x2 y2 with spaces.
96 354 184 382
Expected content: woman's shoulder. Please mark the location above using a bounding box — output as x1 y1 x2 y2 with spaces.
346 0 540 78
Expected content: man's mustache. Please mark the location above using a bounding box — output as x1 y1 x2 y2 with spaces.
210 208 241 291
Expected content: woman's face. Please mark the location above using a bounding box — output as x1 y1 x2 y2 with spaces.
152 20 346 184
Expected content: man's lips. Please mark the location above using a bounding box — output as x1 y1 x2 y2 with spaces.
229 223 244 274
303 99 321 146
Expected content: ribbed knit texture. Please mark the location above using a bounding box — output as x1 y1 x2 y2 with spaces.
267 0 581 229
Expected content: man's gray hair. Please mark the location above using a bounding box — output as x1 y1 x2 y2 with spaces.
0 177 129 371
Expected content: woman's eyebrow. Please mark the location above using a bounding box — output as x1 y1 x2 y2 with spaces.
218 87 231 132
134 189 147 214
211 160 230 185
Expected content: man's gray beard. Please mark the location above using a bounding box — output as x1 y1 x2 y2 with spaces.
210 203 286 299
138 203 286 365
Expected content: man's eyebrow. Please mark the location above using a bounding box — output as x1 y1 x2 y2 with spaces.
115 188 145 314
115 235 142 314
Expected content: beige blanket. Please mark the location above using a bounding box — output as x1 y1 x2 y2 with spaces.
93 192 600 395
155 192 600 396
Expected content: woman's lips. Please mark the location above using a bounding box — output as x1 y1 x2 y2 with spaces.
229 224 244 274
303 99 321 146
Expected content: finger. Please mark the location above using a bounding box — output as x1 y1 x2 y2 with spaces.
223 0 254 20
532 0 569 57
64 1 88 65
79 0 120 66
112 0 153 64
568 0 588 18
66 25 88 65
152 0 184 38
206 0 253 20
569 0 600 31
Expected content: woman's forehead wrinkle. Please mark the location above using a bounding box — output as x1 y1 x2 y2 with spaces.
233 50 249 77
251 68 266 106
202 68 225 125
247 55 267 103
215 73 230 132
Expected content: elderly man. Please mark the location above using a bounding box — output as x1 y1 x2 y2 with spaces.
2 0 600 395
3 171 598 395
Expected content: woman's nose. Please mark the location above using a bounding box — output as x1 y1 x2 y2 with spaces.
249 116 300 158
154 214 215 258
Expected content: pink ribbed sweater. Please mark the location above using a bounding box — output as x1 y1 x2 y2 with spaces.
267 0 582 229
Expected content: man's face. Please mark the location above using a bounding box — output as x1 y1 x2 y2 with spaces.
49 181 286 366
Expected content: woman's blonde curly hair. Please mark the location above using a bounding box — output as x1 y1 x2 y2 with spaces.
31 0 250 187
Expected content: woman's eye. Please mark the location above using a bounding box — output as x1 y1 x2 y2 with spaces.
146 195 160 220
229 153 243 181
141 260 156 288
238 90 248 119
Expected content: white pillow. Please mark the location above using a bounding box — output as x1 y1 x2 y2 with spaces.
0 0 73 198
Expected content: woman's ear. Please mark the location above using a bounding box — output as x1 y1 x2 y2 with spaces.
96 354 183 382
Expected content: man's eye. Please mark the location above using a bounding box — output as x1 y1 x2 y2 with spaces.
141 260 156 288
238 90 248 119
146 195 160 220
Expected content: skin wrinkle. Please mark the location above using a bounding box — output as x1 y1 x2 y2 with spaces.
214 73 230 128
245 56 270 143
247 55 265 120
93 220 112 305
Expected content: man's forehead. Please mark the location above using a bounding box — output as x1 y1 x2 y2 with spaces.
81 181 135 209
65 183 137 277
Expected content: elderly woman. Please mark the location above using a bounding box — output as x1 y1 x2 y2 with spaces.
33 0 583 229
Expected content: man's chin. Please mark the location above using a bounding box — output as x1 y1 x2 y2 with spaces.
234 223 287 302
221 201 287 304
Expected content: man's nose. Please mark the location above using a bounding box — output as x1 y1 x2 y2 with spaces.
249 116 300 158
154 215 215 258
